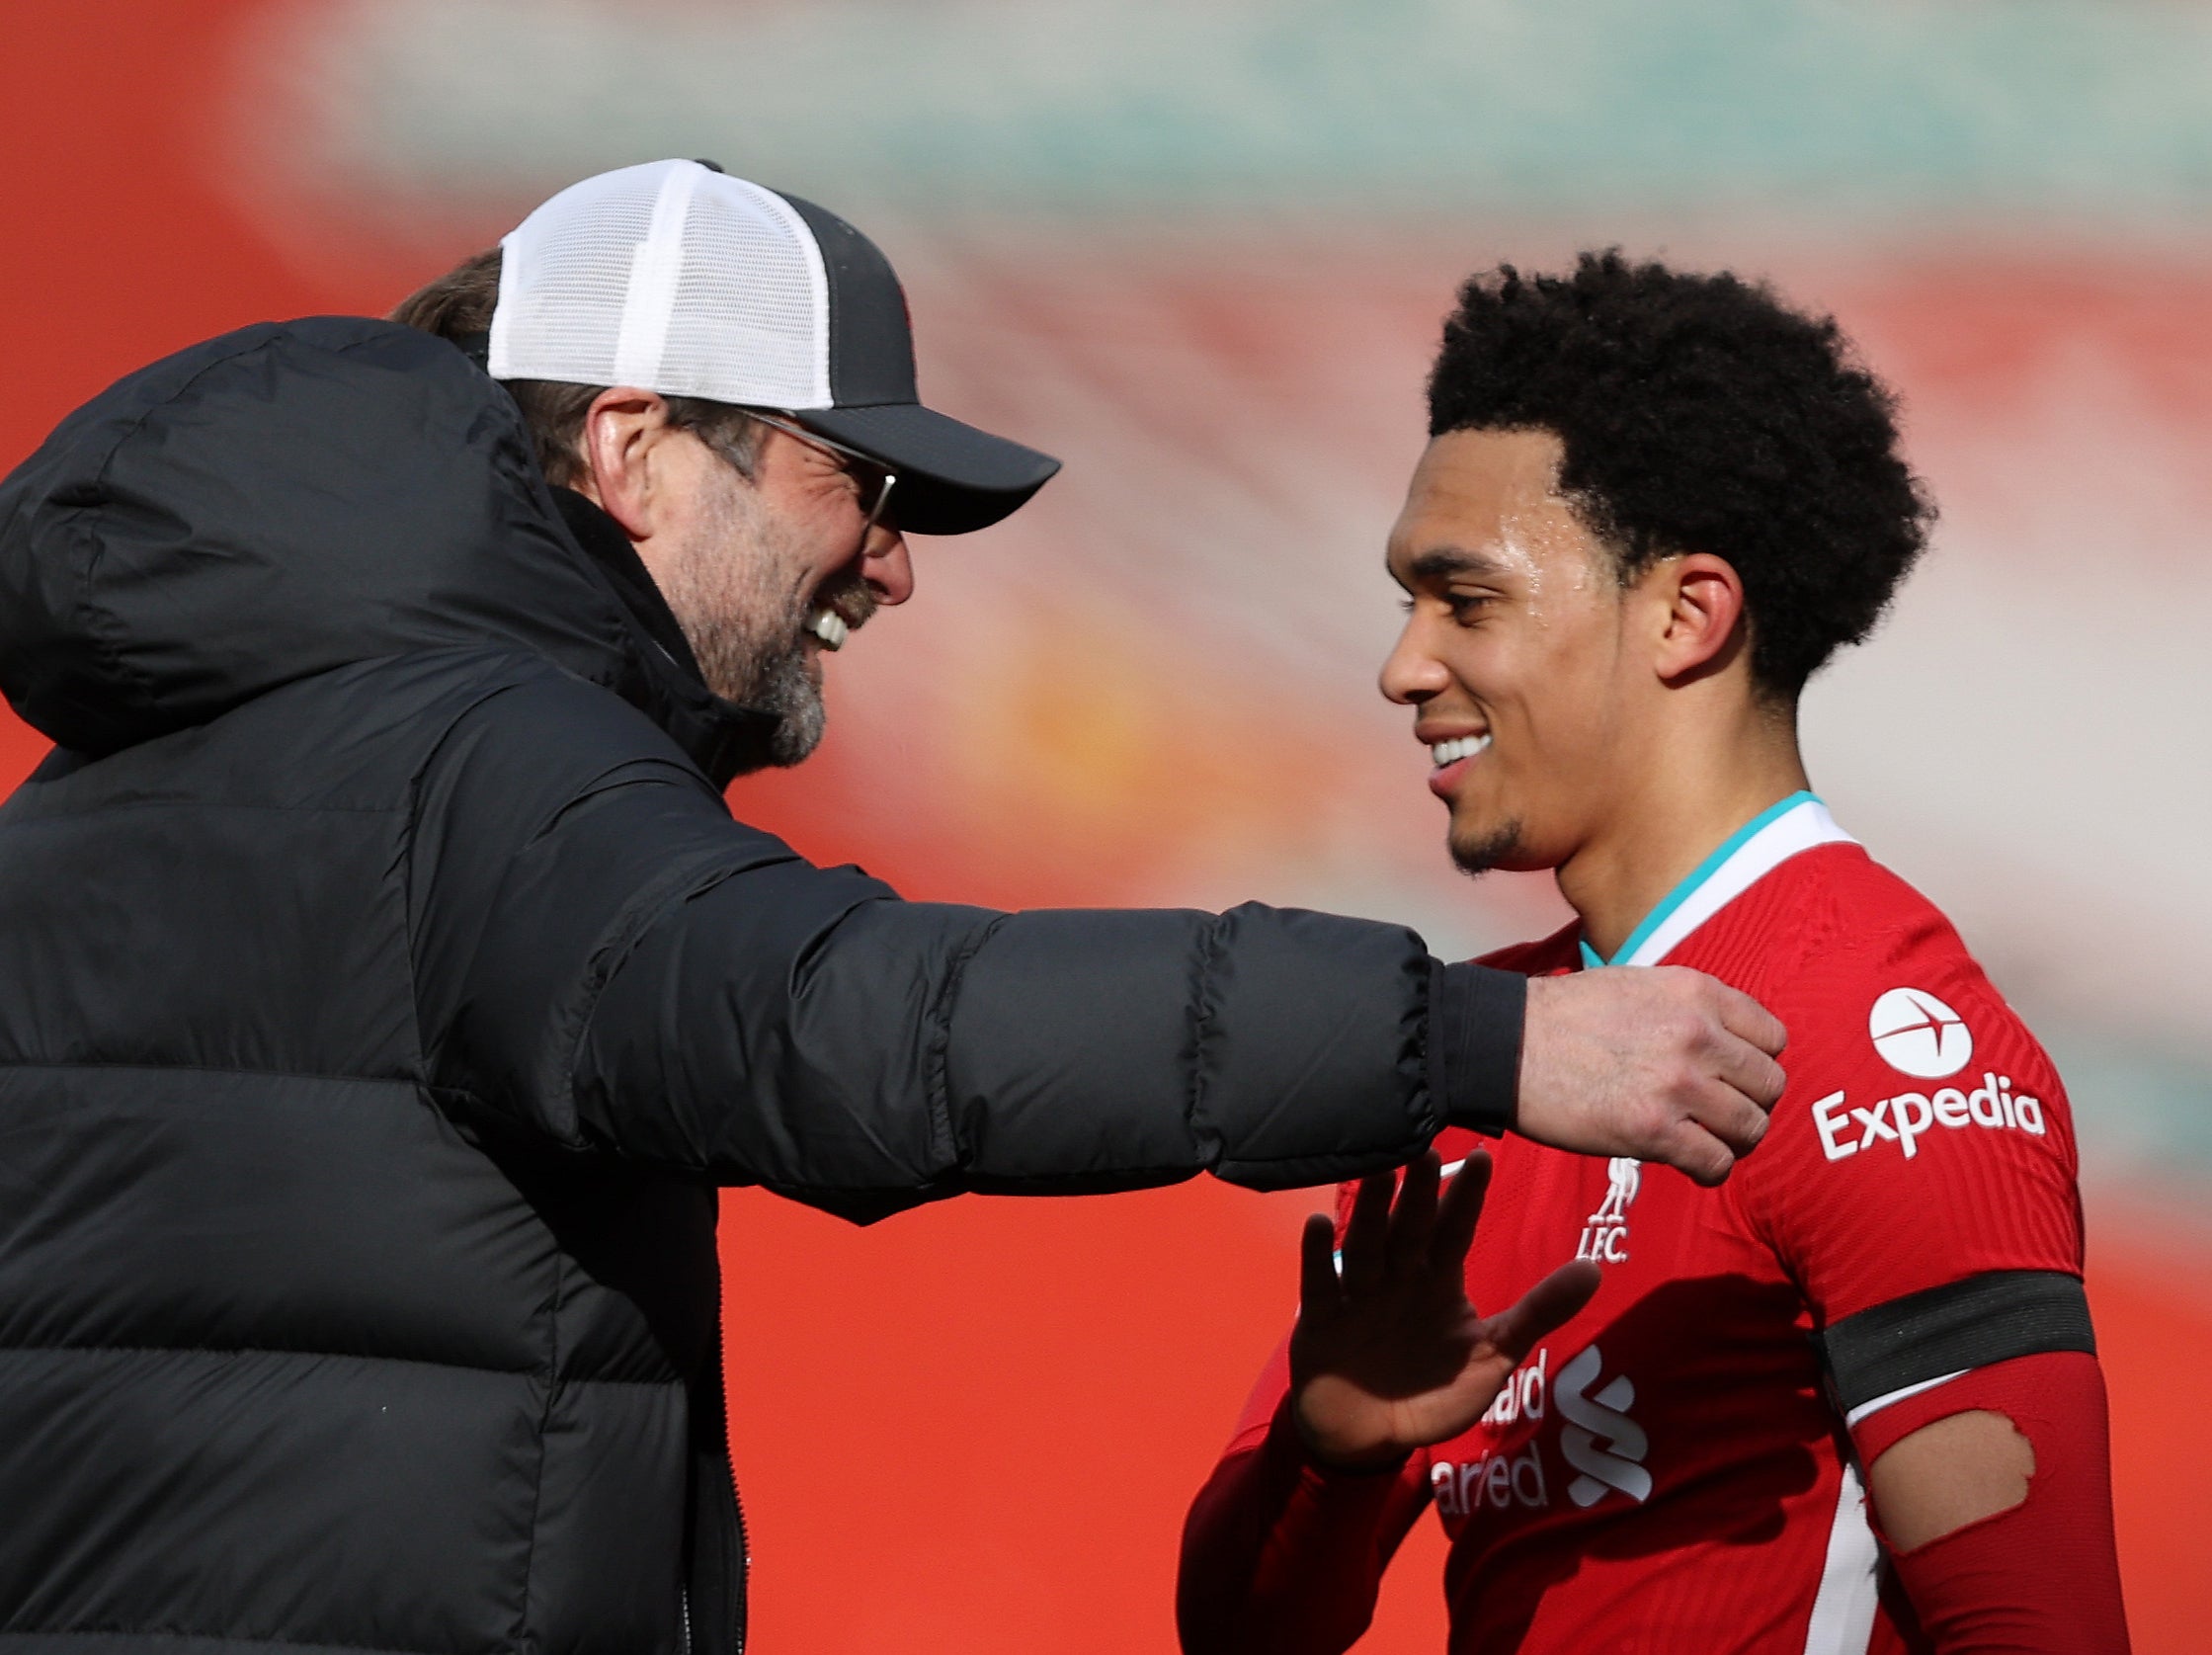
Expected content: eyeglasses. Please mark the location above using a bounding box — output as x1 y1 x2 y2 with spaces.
743 411 899 543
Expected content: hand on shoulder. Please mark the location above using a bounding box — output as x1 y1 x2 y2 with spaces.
1515 966 1786 1185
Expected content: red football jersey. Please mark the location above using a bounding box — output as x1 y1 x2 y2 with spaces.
1206 793 2086 1654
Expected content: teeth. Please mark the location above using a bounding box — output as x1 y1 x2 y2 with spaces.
1430 734 1491 768
808 610 849 651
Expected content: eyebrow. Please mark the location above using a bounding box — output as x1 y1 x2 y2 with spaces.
1405 545 1509 582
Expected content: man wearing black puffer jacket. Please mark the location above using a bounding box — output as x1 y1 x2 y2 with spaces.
0 161 1785 1655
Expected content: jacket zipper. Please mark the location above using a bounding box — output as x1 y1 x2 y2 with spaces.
708 1313 748 1655
729 1464 749 1655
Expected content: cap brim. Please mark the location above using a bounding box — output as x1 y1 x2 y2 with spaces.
797 403 1061 536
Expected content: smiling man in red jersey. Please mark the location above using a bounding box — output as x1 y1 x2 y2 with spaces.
1179 254 2128 1655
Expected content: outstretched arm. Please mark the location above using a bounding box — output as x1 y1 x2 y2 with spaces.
409 673 1463 1206
412 671 1785 1208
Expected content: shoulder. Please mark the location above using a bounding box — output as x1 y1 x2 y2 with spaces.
1674 842 1934 1001
1731 848 2084 1313
433 652 699 762
403 651 737 869
412 651 715 795
1756 847 2037 1071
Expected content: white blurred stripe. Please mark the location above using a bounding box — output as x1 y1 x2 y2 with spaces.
1802 1465 1881 1655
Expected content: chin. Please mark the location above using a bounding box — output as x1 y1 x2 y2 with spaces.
1447 816 1527 877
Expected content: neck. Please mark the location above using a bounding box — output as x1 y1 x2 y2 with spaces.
1560 700 1811 961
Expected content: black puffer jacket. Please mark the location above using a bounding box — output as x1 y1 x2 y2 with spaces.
0 319 1519 1655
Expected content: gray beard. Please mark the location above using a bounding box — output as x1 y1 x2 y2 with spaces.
656 478 833 775
728 616 827 770
682 584 830 774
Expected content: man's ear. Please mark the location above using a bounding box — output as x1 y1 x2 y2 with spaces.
575 388 674 542
1650 552 1749 685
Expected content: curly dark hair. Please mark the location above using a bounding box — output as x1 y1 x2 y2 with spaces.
1427 251 1932 698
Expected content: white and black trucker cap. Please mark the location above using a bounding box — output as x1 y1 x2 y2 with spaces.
488 158 1060 535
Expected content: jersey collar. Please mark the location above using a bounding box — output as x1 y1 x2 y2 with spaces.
1578 791 1857 970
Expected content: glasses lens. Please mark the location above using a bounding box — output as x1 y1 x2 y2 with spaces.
747 412 896 532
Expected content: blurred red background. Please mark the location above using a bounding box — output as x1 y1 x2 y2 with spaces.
3 4 2206 1650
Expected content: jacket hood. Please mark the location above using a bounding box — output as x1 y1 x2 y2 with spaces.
0 317 763 781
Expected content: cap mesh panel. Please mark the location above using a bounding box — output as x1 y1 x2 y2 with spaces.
490 160 829 408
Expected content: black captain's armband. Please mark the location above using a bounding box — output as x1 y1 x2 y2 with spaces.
1817 1269 2095 1415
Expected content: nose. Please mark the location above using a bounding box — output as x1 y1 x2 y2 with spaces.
1378 619 1448 705
862 526 915 607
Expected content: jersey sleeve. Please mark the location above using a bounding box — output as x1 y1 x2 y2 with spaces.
1866 1352 2130 1652
1176 1180 1434 1655
1732 917 2122 1649
1732 919 2085 1343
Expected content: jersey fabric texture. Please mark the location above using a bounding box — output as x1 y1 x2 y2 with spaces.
0 318 1523 1655
1186 795 2089 1655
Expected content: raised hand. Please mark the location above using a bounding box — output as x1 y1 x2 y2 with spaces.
1290 1151 1601 1471
1516 966 1787 1185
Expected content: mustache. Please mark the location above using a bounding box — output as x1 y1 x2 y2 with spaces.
806 571 877 634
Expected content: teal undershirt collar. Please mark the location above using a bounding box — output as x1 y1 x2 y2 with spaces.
1578 789 1822 970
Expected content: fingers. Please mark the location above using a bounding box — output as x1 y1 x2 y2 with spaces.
1516 968 1790 1182
1655 969 1785 1112
1336 1146 1505 1300
1383 1152 1441 1277
1482 1260 1602 1365
1708 977 1787 1059
1430 1148 1493 1272
1298 1211 1341 1313
1711 1042 1786 1119
1653 1117 1736 1187
1698 1007 1785 1117
1339 1169 1395 1292
1638 1048 1779 1182
1685 1064 1774 1156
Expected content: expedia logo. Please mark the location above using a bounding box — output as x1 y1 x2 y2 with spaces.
1868 987 1973 1079
1813 1072 2046 1162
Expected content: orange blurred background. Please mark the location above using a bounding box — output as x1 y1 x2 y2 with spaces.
4 3 2208 1649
